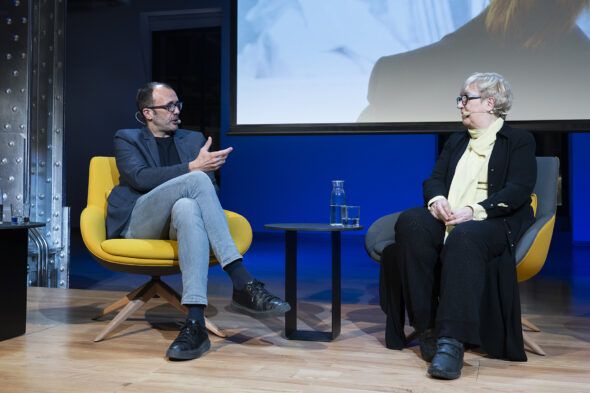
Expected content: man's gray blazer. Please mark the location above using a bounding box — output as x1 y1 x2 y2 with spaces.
106 127 216 239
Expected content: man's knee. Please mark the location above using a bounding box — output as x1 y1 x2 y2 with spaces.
171 198 201 223
185 171 213 189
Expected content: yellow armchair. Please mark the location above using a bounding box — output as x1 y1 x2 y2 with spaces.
80 157 253 342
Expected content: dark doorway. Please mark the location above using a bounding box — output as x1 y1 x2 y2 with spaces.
152 27 221 149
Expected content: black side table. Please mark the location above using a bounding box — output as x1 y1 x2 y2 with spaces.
0 222 45 341
265 223 363 341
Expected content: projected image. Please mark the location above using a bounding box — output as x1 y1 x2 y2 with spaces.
236 0 590 126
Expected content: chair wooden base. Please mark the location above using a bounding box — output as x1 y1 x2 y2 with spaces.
93 277 226 342
521 317 546 356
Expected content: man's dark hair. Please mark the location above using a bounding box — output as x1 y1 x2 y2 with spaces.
136 82 173 121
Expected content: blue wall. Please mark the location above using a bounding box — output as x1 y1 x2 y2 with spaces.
571 133 590 243
219 134 436 232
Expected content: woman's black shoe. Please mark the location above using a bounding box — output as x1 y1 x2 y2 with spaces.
427 337 464 380
166 319 211 360
231 279 291 317
419 329 437 362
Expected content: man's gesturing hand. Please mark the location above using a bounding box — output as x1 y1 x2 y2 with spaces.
188 137 233 172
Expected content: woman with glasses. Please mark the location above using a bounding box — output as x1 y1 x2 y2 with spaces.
380 72 536 379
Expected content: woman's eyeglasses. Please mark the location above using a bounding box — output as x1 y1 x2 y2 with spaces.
456 95 481 105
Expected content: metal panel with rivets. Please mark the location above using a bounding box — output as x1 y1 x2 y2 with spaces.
1 0 69 288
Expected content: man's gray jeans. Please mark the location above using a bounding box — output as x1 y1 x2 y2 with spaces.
122 171 242 305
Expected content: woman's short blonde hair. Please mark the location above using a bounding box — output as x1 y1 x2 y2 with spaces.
463 72 513 119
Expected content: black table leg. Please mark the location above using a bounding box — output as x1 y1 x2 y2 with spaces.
331 231 341 339
285 230 297 337
284 230 342 341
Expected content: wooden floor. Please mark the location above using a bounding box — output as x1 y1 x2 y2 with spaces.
0 287 589 393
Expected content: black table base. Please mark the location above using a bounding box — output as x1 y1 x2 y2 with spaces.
285 231 341 341
0 222 45 341
266 223 362 342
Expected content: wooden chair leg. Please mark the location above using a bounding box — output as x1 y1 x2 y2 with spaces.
153 279 227 338
93 282 157 342
93 281 150 320
523 331 546 356
522 317 541 332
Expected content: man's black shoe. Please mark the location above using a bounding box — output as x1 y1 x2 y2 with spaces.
166 319 211 360
427 337 464 380
231 279 291 317
418 329 437 362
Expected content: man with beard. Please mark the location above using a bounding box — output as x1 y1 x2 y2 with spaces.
106 82 290 360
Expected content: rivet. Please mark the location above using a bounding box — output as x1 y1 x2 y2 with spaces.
54 240 60 245
8 141 15 147
59 252 65 258
53 194 60 200
53 212 59 217
6 18 13 25
59 280 65 286
14 0 21 6
40 211 45 215
59 266 64 272
19 124 25 129
20 88 25 93
53 226 60 231
4 124 11 129
5 88 12 94
55 128 61 133
16 194 22 201
1 158 8 164
40 161 46 166
13 35 19 42
50 259 55 264
54 161 61 167
6 53 12 60
16 157 22 163
12 70 19 77
20 53 26 59
21 17 27 24
8 176 14 182
39 194 45 199
11 106 17 112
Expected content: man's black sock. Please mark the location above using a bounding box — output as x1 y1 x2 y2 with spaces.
223 259 254 290
186 304 206 327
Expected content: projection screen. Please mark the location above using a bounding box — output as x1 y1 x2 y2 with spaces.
231 0 590 133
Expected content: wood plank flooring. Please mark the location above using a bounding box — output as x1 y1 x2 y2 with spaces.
0 287 589 393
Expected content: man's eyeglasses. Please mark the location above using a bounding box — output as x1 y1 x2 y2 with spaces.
145 101 183 112
456 95 481 106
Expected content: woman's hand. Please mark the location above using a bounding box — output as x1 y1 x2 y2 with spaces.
429 198 452 222
445 206 474 226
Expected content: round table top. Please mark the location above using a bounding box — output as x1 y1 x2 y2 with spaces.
265 223 363 232
0 221 45 230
